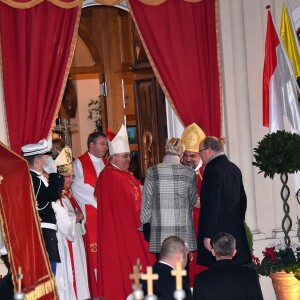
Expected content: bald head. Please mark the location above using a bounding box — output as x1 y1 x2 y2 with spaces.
159 236 189 269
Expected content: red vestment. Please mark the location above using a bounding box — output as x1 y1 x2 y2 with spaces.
78 151 107 296
95 163 155 300
189 165 207 286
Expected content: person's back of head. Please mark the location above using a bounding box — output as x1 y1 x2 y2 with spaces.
160 236 189 268
211 232 236 260
202 136 223 153
165 138 185 159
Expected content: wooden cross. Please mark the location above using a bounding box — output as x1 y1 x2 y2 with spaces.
129 265 141 291
141 266 158 296
171 261 186 291
17 266 23 293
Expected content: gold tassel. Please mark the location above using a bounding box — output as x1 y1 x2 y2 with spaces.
25 278 56 300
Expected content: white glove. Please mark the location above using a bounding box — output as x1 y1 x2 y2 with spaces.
43 157 57 174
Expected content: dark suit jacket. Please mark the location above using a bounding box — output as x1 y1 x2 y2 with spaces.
197 155 251 267
142 261 193 300
193 260 264 300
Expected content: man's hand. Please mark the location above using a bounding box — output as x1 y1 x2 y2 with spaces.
194 197 200 208
204 237 212 252
75 210 84 223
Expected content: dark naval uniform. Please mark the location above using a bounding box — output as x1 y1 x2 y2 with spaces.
30 170 64 262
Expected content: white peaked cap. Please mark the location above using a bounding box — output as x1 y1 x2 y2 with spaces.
108 124 130 155
21 139 52 156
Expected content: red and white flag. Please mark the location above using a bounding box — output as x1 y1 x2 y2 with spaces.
263 10 300 133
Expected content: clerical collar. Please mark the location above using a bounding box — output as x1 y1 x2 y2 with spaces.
88 151 104 161
163 154 180 164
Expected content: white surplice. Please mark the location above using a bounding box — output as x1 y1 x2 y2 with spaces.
54 196 90 300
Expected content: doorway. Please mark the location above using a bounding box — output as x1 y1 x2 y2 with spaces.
62 5 167 180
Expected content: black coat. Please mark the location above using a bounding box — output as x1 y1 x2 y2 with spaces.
197 155 251 267
193 259 264 300
30 171 64 262
142 262 193 300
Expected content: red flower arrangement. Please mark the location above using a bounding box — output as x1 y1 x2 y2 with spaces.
247 241 300 280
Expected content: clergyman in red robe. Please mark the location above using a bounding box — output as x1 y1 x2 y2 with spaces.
181 123 207 285
95 125 155 300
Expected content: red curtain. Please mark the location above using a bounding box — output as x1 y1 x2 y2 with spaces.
0 1 80 154
128 0 222 136
0 1 81 299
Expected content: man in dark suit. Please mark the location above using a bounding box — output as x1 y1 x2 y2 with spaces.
197 137 251 267
193 232 263 300
142 236 193 300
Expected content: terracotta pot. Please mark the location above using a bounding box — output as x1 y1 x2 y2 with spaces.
270 271 300 300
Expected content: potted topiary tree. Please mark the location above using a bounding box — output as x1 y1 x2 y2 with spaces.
253 130 300 247
252 130 300 299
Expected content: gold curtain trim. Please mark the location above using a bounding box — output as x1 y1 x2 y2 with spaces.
0 0 82 9
214 0 223 138
127 0 184 126
48 0 83 9
48 5 82 139
24 278 56 300
134 0 167 5
0 0 202 8
0 36 10 147
136 0 202 5
94 0 125 5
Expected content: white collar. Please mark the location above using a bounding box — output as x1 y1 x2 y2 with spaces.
109 161 128 172
88 151 104 162
159 261 175 270
30 169 43 176
163 155 180 164
194 159 203 172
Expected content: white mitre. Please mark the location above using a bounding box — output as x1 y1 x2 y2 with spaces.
108 124 130 155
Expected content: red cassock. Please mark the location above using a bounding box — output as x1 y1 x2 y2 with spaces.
189 165 207 286
95 163 156 300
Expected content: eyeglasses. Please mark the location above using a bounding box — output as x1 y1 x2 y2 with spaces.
199 147 209 153
114 154 130 159
63 175 75 179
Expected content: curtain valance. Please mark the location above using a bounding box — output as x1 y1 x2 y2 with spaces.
0 0 82 9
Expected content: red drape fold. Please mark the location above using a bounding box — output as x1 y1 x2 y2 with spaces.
0 143 58 299
128 0 222 136
0 1 80 154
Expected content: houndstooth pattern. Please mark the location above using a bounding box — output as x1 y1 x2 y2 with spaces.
141 162 198 253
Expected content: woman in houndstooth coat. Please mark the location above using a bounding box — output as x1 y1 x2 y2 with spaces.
140 138 198 254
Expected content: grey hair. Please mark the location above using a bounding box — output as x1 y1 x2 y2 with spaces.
202 136 223 152
211 232 236 257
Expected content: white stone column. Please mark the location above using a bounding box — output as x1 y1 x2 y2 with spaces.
219 0 260 233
